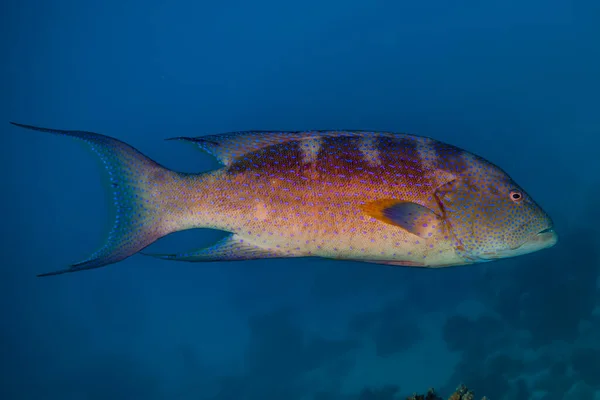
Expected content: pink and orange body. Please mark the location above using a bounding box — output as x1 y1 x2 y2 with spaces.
10 124 557 276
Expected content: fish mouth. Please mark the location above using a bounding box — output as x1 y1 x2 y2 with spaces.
481 226 558 260
535 226 558 246
526 226 558 249
537 227 555 235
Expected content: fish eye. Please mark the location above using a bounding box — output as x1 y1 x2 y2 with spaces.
509 190 523 202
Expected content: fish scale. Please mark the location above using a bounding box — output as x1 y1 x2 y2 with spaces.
199 176 446 261
10 122 557 276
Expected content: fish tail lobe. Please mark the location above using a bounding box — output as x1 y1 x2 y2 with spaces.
11 122 183 276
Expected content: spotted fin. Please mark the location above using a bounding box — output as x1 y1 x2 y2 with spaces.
360 260 426 267
165 130 404 167
10 122 184 276
361 199 443 239
165 131 306 166
142 234 291 262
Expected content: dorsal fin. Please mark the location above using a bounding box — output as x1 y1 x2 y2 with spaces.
166 130 404 167
166 131 307 166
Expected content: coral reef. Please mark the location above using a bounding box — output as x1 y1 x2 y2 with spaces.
406 385 487 400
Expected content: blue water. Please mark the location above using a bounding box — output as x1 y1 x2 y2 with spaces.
2 0 599 399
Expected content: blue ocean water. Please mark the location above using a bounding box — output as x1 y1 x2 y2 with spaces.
2 0 599 399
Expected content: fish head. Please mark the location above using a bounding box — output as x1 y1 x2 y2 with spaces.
435 159 557 262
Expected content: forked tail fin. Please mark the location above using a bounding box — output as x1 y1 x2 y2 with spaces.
11 122 183 277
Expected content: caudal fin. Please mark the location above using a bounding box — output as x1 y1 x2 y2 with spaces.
11 122 181 276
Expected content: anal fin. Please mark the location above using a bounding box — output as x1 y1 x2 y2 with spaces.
359 259 426 267
142 234 289 262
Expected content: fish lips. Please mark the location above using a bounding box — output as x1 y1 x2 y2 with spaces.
533 226 558 247
482 226 558 260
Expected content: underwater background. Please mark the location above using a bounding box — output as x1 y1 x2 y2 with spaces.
2 0 600 399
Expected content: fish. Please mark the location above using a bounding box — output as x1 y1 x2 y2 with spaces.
10 122 557 277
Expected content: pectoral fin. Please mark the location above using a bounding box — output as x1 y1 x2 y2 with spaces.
361 199 443 239
142 234 291 262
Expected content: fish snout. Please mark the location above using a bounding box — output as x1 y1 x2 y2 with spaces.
534 226 558 248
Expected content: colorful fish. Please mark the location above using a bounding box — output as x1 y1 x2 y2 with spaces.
11 122 557 277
